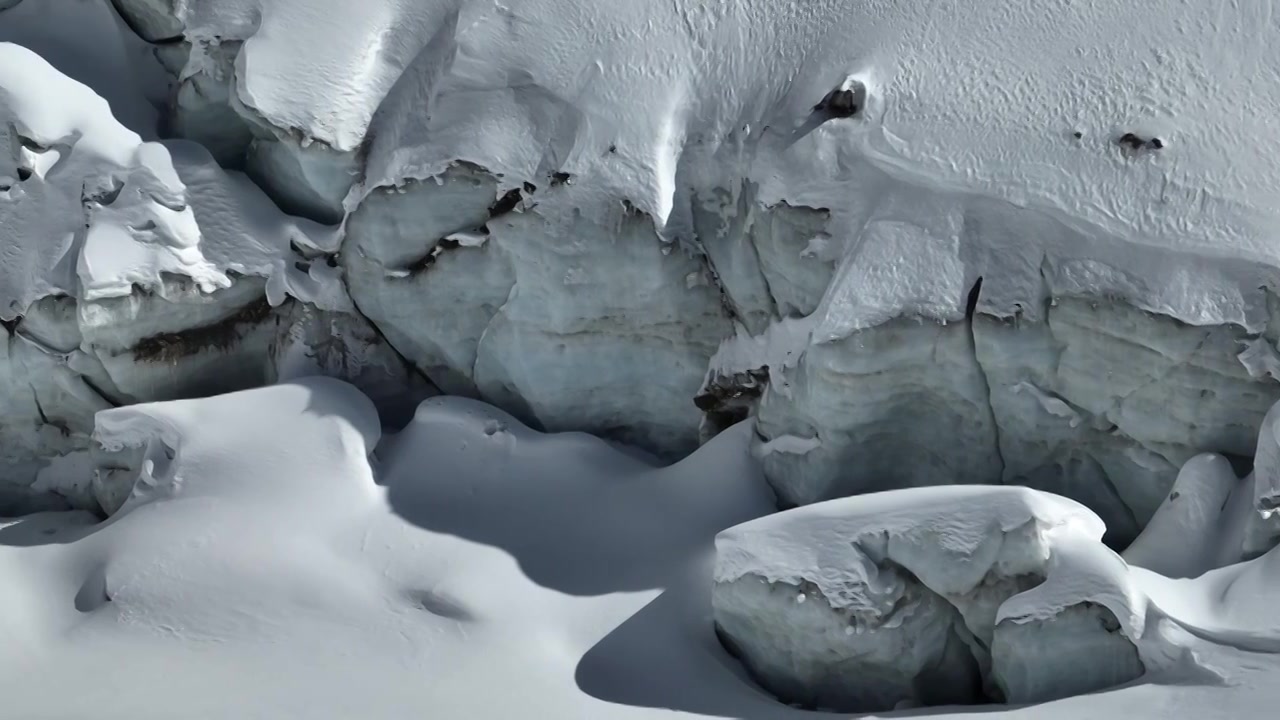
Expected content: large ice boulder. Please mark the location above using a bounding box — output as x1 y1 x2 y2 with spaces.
713 486 1145 712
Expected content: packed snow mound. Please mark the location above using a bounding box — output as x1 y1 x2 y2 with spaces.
90 377 382 517
0 381 792 719
0 0 168 137
714 486 1145 710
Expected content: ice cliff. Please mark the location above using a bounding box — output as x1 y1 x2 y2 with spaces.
5 0 1280 547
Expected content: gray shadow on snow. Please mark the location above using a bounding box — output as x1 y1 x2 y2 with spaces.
379 397 764 596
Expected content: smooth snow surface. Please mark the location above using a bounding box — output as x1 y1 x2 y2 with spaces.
0 381 1277 718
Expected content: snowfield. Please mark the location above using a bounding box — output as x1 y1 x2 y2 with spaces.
0 379 1279 719
6 0 1280 716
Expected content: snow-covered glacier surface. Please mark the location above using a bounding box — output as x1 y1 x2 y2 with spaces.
9 0 1265 526
6 0 1280 714
5 0 1280 532
1 380 1279 719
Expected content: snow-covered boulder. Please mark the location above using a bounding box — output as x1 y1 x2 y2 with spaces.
713 486 1145 711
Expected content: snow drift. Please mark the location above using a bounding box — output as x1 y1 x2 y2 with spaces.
1 380 1280 718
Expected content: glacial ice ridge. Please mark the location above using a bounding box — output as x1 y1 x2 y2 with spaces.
5 0 1280 540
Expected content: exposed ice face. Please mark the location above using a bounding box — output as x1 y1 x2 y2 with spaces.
11 0 1280 538
713 486 1146 712
753 296 1280 547
344 165 733 457
714 571 984 711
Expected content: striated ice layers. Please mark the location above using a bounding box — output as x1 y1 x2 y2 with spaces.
8 0 1280 538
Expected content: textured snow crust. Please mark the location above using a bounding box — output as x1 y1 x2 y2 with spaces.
103 0 1280 328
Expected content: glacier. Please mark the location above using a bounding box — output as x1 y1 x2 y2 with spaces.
7 0 1280 717
714 402 1280 712
4 0 1280 535
713 485 1145 711
3 378 1280 718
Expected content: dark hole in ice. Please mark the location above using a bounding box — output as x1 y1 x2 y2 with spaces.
966 277 984 320
487 188 523 219
1117 132 1164 151
1224 452 1254 478
814 81 867 119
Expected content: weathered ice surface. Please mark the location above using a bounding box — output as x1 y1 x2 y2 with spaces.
344 166 733 457
713 486 1146 712
755 316 1001 509
11 0 1280 539
991 603 1144 704
754 296 1280 546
